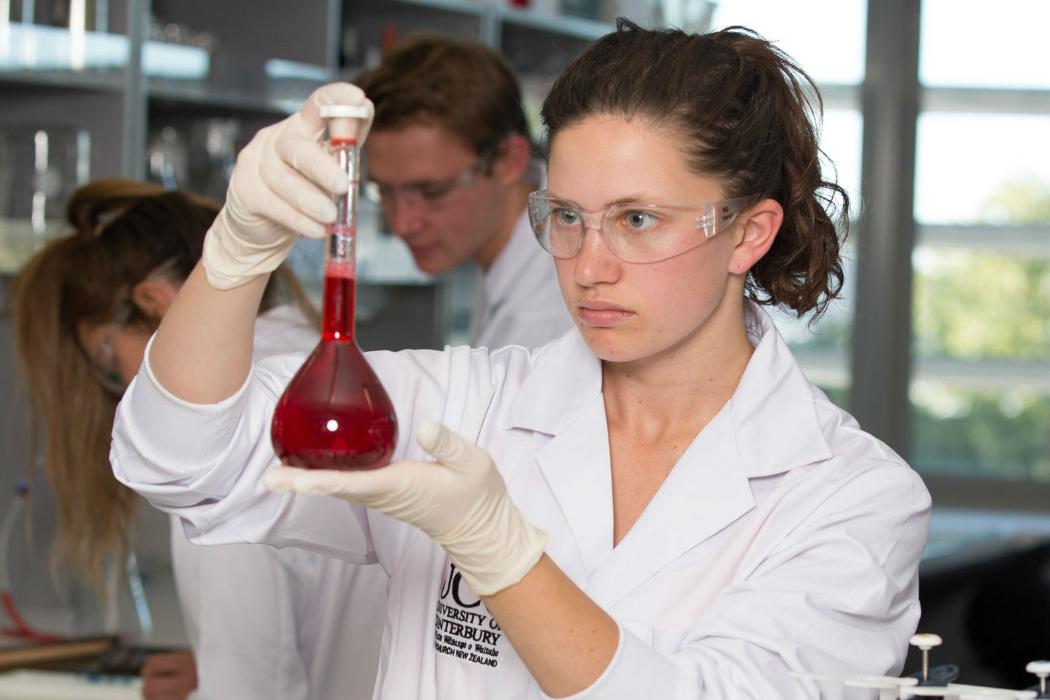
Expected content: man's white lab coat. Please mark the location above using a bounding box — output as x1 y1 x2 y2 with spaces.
468 210 574 349
113 302 930 699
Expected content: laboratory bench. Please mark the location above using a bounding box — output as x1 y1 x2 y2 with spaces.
909 508 1050 687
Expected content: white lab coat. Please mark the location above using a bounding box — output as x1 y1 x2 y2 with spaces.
468 209 574 349
113 302 930 700
169 304 387 700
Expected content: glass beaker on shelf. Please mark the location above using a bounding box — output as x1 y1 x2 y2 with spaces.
0 125 90 275
146 125 188 192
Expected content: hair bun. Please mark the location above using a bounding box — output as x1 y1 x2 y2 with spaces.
65 179 166 237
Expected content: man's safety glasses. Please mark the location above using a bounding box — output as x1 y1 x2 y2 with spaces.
527 191 753 264
365 160 488 210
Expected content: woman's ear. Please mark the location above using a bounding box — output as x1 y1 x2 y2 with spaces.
491 134 532 186
130 277 179 320
728 198 783 276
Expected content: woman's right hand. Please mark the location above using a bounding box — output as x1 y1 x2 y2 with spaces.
140 650 198 700
201 82 374 290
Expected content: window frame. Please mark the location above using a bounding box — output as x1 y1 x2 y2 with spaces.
851 0 1050 509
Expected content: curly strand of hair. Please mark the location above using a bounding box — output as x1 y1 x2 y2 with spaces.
718 27 849 320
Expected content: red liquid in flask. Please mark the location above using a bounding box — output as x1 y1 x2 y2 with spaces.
271 249 398 470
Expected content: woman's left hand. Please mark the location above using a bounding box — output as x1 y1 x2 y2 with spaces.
265 423 547 596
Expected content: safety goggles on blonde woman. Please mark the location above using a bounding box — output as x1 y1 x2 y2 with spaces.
88 302 134 396
527 191 752 264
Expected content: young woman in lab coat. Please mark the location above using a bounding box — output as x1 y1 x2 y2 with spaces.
112 22 931 699
12 181 386 700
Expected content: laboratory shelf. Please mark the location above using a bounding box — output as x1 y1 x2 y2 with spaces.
499 5 611 42
0 23 129 92
379 0 613 42
0 0 609 285
146 58 335 115
0 68 125 93
0 0 601 331
344 0 611 56
500 20 596 77
342 0 485 66
382 0 486 18
0 0 608 311
0 24 130 75
147 80 308 115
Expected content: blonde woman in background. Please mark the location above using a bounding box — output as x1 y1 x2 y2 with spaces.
12 180 386 700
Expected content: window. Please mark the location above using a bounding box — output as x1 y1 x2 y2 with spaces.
911 1 1050 483
701 1 1050 493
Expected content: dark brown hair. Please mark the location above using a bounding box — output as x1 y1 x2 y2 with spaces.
12 179 316 590
541 20 848 318
355 33 530 156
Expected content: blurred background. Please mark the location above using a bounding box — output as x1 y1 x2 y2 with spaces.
0 0 1047 688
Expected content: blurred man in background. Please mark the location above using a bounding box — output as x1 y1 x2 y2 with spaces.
356 35 572 348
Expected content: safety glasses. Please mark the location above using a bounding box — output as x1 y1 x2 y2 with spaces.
87 302 134 396
527 190 752 264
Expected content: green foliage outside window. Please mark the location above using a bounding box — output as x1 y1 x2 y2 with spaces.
912 387 1050 480
910 178 1050 480
913 252 1050 361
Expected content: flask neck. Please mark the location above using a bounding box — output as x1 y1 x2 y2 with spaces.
322 137 359 342
330 137 359 234
321 260 356 342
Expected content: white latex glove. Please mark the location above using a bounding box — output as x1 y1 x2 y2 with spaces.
202 82 374 289
265 423 548 596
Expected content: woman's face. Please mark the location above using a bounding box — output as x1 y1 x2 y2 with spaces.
74 275 179 394
77 320 153 394
547 114 743 365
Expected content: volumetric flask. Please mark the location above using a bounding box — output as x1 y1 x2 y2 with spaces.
270 105 398 470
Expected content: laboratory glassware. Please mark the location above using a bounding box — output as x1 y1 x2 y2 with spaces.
270 105 398 470
0 125 90 274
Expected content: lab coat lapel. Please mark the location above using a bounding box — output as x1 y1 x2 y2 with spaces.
505 305 831 611
506 330 612 578
588 305 832 610
588 408 755 610
533 396 614 578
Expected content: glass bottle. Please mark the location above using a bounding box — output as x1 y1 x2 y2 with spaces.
270 105 398 470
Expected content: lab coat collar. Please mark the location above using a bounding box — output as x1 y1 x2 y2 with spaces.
592 304 833 607
508 302 832 606
730 302 834 478
508 302 832 480
505 324 601 435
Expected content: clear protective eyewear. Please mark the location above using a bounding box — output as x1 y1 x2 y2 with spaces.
88 302 133 396
365 150 497 211
527 190 753 264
